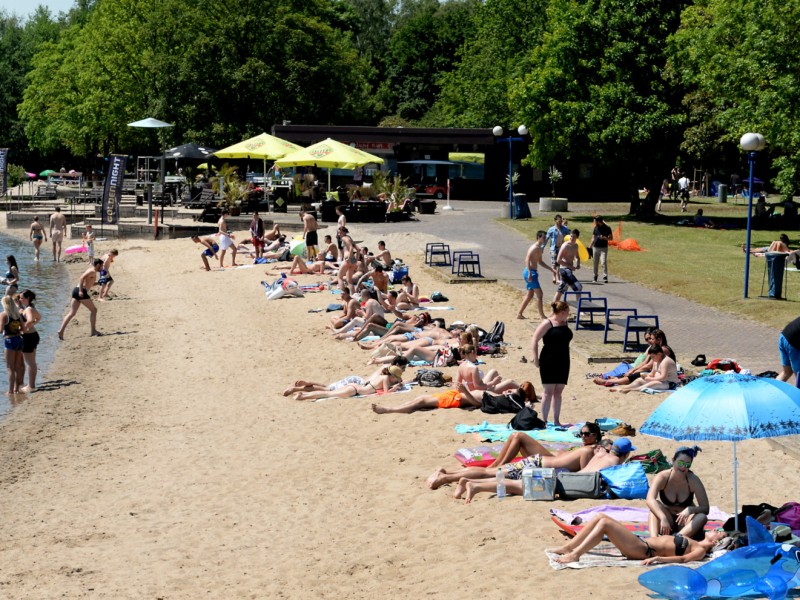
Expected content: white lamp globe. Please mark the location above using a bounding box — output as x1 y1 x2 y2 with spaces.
492 126 504 137
517 125 528 136
740 133 766 152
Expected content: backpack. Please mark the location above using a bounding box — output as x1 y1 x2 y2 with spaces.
509 406 546 430
629 449 671 474
414 369 446 387
480 391 524 414
485 321 505 344
433 346 455 368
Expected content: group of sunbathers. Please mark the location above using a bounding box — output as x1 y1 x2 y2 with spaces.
591 327 680 392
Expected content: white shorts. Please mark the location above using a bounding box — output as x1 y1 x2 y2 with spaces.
219 234 234 250
52 230 64 243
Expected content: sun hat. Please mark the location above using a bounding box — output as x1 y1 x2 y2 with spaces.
772 524 800 546
388 366 404 379
612 438 636 454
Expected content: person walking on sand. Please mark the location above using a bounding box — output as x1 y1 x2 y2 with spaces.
217 209 238 268
300 210 319 260
553 229 582 303
517 230 555 320
49 206 67 262
98 249 118 301
192 235 219 271
590 215 613 283
57 259 103 340
19 289 41 393
29 216 47 261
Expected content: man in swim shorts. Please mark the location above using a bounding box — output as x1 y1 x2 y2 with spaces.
57 259 103 340
217 209 238 268
98 249 118 301
544 215 570 284
300 210 319 260
553 228 583 303
49 206 67 262
249 211 265 259
192 235 220 271
517 230 556 321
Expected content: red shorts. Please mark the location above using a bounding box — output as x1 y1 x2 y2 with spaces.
253 237 264 249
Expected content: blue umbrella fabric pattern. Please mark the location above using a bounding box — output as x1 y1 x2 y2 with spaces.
641 372 800 531
640 372 800 442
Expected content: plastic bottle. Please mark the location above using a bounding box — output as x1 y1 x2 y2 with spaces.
496 468 506 500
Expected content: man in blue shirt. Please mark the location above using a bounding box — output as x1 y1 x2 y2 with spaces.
544 214 571 284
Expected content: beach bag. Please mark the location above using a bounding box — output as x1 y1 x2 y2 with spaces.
477 342 501 356
430 291 448 302
777 502 800 531
629 449 671 474
509 406 546 430
485 321 505 344
414 369 446 387
480 391 524 415
556 471 607 500
601 462 650 499
433 346 455 367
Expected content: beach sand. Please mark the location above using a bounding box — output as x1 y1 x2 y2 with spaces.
0 225 796 598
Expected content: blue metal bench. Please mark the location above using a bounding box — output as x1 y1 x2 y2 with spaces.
425 242 451 266
455 252 481 277
603 308 659 351
564 291 608 330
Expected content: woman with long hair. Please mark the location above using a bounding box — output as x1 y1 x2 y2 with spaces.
1 294 24 395
20 290 41 392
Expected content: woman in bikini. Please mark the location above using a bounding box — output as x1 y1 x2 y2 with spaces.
290 365 405 401
549 514 725 565
336 228 359 290
647 446 710 541
29 217 47 261
2 255 20 289
426 419 603 491
19 290 41 393
1 294 24 395
395 275 420 310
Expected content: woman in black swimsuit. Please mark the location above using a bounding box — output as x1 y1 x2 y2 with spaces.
548 514 725 565
647 446 710 540
531 300 573 426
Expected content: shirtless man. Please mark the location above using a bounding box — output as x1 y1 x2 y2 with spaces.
373 241 392 269
98 249 119 301
300 210 318 260
553 228 582 302
610 345 679 394
191 235 219 271
49 206 67 262
517 230 556 320
356 264 389 294
329 287 359 330
264 223 282 242
29 216 47 261
57 259 103 340
217 209 238 268
320 235 338 261
337 227 359 290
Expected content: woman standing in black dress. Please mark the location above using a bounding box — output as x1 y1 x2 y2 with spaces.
531 300 573 426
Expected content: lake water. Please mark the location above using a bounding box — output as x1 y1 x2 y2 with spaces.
0 230 71 417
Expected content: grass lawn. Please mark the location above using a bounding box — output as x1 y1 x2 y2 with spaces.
503 197 799 330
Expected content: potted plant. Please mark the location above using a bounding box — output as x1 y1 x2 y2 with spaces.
211 163 247 215
539 165 569 213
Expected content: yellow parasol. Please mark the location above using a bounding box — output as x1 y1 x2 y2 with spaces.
274 138 384 189
213 133 303 208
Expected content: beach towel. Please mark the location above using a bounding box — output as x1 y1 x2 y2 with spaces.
454 421 580 443
550 504 731 526
544 546 716 571
409 306 454 311
215 264 256 271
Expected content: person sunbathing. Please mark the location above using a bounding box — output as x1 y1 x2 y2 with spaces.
609 344 678 393
452 438 635 503
329 287 359 330
372 379 534 415
281 254 338 275
647 446 710 541
427 419 603 490
395 275 420 310
290 365 405 401
548 514 725 565
333 289 389 339
362 321 457 354
456 344 518 393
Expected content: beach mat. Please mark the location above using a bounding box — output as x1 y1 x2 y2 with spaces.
544 545 714 570
455 421 580 443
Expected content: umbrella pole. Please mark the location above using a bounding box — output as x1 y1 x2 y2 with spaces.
733 440 740 532
264 158 269 213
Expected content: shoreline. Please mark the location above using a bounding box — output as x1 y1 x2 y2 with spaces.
0 219 796 598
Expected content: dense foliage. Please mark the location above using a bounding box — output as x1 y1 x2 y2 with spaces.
3 0 800 195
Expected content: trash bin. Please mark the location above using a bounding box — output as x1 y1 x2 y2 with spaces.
766 252 788 299
513 193 532 219
718 184 728 204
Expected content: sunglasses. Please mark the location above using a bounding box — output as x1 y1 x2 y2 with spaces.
579 431 594 437
675 460 692 468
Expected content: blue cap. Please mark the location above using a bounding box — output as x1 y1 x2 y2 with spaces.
613 438 636 454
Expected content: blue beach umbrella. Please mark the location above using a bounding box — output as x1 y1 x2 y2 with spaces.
640 372 800 530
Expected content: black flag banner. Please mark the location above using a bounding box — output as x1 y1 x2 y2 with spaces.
102 154 127 225
0 148 8 196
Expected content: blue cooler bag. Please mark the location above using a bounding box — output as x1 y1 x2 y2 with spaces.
600 462 649 499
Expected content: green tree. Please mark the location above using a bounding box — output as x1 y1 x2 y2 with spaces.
512 0 684 207
672 0 800 199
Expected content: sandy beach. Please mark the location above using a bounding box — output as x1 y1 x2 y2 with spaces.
0 221 796 598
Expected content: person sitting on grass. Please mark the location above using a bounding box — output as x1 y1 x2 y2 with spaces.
426 418 605 491
290 364 406 401
450 438 635 503
609 344 679 394
548 514 726 565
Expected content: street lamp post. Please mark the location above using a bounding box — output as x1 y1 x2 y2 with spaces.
493 125 528 218
739 132 766 299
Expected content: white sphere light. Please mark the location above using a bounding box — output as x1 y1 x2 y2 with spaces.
492 125 504 137
740 132 766 152
518 125 528 136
